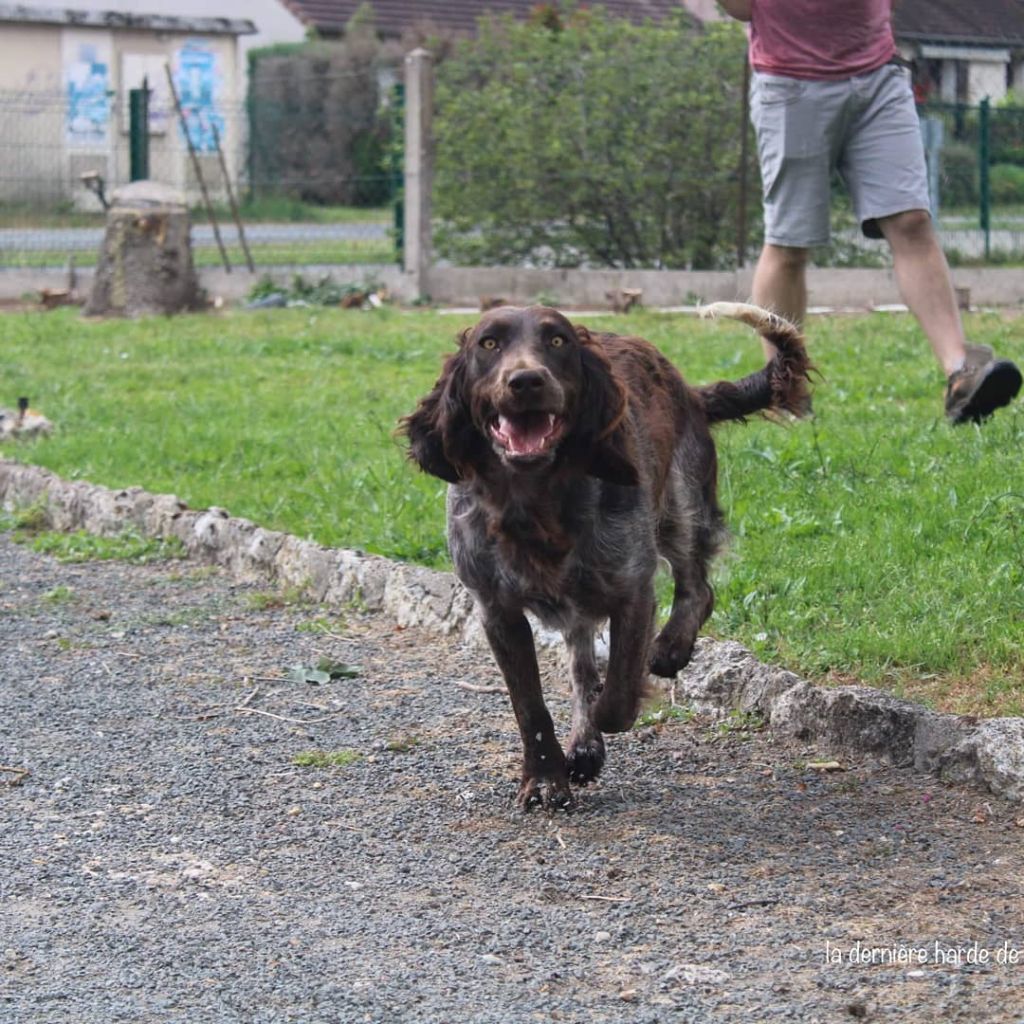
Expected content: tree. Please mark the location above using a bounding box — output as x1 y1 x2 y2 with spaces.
433 6 755 270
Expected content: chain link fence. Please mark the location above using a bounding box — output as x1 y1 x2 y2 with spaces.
1 69 1022 275
0 82 399 272
919 100 1024 264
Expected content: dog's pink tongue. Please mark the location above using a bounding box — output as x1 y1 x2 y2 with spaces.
499 413 551 455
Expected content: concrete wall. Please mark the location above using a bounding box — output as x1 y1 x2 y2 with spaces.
0 25 65 203
4 264 1023 312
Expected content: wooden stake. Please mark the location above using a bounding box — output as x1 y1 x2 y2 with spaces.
211 121 255 273
164 62 232 272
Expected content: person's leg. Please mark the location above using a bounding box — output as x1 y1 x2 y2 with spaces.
880 207 1021 422
751 243 809 325
876 209 964 375
844 65 1021 421
747 71 842 355
751 243 810 359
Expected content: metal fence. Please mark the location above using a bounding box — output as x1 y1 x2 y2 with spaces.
0 87 397 272
1 80 1022 274
918 100 1024 263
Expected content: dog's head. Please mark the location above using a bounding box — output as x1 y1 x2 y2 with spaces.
401 306 638 486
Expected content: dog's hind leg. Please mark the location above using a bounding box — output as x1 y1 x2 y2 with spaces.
649 547 714 678
591 586 655 734
563 622 606 785
649 468 720 678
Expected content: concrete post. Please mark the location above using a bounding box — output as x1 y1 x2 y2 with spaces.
403 48 433 299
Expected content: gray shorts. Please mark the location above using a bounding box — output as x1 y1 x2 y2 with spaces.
750 63 931 247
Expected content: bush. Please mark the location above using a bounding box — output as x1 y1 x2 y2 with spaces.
247 5 393 207
432 7 755 270
989 162 1024 205
939 141 978 207
991 96 1024 165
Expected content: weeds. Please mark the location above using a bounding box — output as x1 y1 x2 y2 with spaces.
709 709 766 740
19 529 185 564
636 702 695 728
245 586 309 611
293 749 362 768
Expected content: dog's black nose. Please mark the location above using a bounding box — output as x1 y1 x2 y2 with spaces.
507 368 547 394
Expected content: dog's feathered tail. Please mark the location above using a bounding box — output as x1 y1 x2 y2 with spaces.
696 302 813 424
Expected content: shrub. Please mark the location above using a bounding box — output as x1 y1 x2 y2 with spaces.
989 162 1024 205
432 7 756 270
247 5 393 206
939 141 978 207
991 96 1024 165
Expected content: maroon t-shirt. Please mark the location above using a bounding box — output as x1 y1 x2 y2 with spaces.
749 0 897 79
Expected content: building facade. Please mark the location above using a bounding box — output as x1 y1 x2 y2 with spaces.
0 6 256 207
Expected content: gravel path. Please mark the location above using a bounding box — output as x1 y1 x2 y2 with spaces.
3 534 1024 1023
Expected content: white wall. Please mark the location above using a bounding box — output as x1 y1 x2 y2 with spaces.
968 58 1007 104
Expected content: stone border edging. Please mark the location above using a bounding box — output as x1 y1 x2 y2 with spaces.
0 459 475 637
2 457 1021 803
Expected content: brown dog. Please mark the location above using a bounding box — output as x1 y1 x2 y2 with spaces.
402 303 811 809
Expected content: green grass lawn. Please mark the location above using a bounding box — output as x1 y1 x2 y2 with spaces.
2 305 1023 715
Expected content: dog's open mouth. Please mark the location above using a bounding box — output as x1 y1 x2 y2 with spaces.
490 412 564 459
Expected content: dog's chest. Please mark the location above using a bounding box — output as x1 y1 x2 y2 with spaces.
447 483 653 622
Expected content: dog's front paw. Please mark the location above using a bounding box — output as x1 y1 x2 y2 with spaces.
648 633 696 678
565 731 606 785
517 772 573 812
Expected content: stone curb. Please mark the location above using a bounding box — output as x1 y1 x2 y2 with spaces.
675 639 1024 802
2 457 1022 803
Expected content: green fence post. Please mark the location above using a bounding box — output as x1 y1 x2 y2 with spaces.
392 80 405 265
128 79 150 182
979 96 990 261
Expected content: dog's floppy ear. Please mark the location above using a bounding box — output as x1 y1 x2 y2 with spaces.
400 334 480 483
574 327 639 487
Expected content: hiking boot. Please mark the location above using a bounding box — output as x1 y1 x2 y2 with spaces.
945 343 1022 424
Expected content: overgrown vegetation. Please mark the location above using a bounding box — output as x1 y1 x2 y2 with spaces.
433 7 756 269
2 306 1023 715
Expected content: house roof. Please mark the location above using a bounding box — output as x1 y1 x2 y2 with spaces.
0 4 256 35
893 0 1024 48
280 0 696 38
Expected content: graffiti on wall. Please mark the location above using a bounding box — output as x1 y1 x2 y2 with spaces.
174 41 224 153
64 40 112 146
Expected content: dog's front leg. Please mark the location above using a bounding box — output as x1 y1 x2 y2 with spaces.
563 622 606 785
591 587 655 734
481 609 571 811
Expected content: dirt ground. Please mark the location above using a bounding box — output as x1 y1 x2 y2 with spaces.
2 534 1024 1023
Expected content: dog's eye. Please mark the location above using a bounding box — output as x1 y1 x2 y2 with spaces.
480 337 498 351
550 335 566 348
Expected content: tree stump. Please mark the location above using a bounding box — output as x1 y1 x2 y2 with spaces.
84 180 203 317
